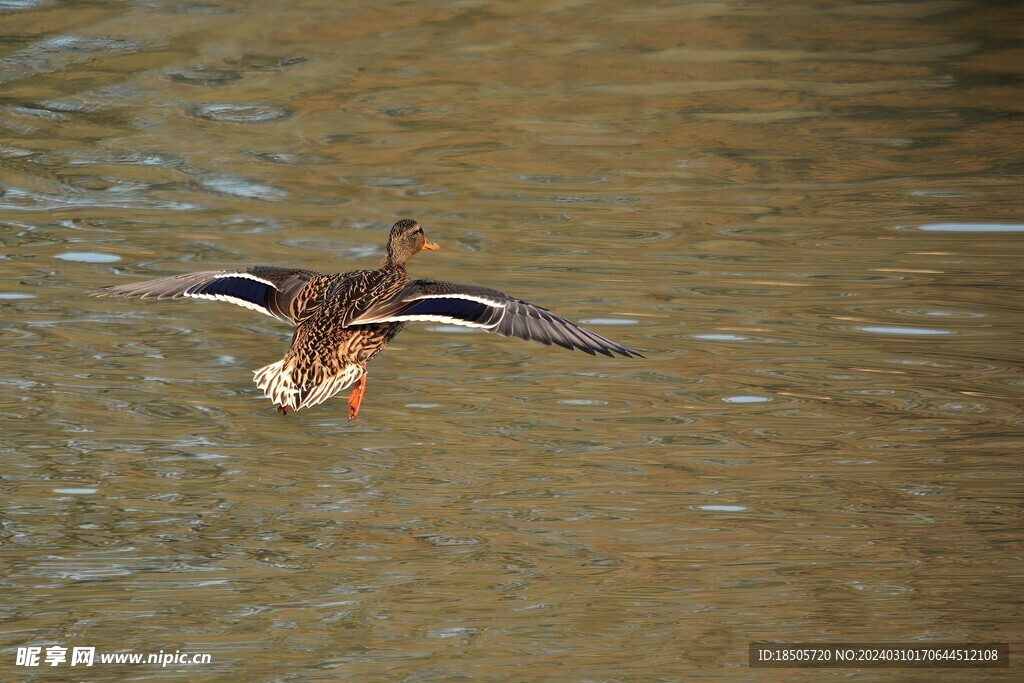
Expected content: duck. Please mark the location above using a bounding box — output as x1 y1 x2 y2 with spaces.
94 219 641 420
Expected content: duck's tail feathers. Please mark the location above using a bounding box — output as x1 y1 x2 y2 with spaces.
253 359 363 412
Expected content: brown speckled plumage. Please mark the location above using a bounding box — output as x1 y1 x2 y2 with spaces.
94 219 641 419
252 269 408 414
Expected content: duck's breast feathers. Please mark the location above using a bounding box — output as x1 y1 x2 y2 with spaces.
93 266 322 325
346 279 642 358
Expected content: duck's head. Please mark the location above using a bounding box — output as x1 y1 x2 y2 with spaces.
382 219 439 270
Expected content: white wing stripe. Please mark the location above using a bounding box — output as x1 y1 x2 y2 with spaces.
405 293 507 308
370 313 501 329
211 272 280 290
184 292 277 318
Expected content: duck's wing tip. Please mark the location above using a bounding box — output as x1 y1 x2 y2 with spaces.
93 267 322 324
350 279 643 358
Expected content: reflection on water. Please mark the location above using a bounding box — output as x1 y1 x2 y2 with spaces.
917 223 1024 232
1 0 1021 679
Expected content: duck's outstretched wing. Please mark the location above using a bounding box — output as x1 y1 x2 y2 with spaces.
346 279 642 358
93 266 323 325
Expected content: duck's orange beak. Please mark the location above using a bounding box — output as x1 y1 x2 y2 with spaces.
422 240 440 251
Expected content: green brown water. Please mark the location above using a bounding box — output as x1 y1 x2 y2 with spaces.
1 0 1021 680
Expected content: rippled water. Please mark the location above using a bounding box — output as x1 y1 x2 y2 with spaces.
1 1 1021 680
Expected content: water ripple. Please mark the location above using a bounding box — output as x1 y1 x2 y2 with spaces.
857 326 952 335
55 251 121 263
0 35 139 84
195 174 288 201
166 68 243 86
190 103 292 123
915 223 1024 232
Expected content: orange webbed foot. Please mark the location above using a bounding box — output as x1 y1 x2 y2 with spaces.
347 375 367 421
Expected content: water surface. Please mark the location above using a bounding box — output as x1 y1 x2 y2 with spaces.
1 0 1021 680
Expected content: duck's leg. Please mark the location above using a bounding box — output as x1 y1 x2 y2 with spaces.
277 405 289 416
347 375 367 421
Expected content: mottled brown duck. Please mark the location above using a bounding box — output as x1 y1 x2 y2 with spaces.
94 220 641 419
